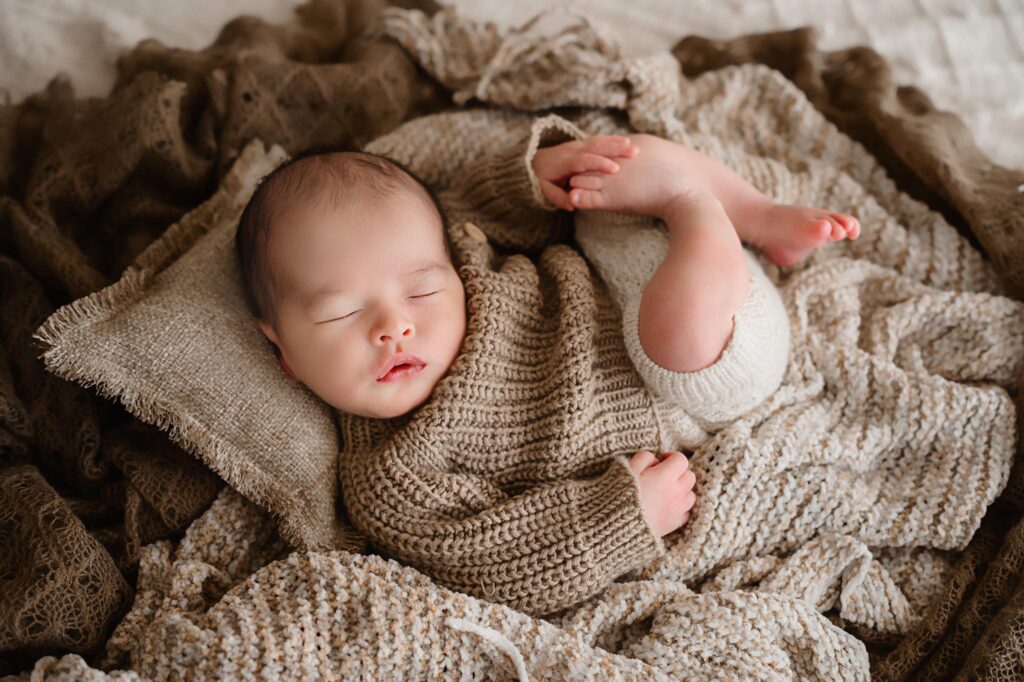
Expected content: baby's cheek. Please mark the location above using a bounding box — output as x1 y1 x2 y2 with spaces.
332 346 363 382
434 301 467 354
309 339 358 389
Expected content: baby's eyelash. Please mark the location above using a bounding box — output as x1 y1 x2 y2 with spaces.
318 310 360 324
318 291 441 324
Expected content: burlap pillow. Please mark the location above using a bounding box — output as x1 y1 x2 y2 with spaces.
32 139 362 552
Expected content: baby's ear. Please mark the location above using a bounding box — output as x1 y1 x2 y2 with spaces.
256 320 298 381
278 353 298 381
257 319 280 346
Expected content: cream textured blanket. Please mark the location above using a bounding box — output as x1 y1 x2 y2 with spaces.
28 7 1024 680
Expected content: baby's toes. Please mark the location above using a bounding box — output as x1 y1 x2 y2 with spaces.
844 216 861 239
808 217 833 242
825 216 847 240
830 213 859 239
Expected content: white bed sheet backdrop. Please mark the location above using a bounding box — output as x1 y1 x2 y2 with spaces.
0 0 1020 169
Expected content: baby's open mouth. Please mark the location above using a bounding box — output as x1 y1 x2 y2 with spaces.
378 363 425 382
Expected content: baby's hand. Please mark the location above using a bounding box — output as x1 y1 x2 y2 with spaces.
531 135 639 211
628 450 697 537
568 134 708 219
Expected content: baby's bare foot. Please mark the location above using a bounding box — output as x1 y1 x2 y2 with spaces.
754 204 861 267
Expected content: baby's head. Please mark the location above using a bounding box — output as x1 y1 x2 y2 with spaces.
235 148 466 420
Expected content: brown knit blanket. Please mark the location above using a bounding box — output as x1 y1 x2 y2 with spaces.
1 1 1022 679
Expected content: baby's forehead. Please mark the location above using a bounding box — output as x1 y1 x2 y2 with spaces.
274 183 438 241
268 156 429 221
267 184 448 284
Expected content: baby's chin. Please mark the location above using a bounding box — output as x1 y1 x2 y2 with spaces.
330 372 439 420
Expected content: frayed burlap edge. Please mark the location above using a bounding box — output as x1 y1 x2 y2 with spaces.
27 139 359 553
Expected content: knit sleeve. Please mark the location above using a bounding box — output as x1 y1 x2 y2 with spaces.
448 113 590 252
338 447 666 617
574 211 791 429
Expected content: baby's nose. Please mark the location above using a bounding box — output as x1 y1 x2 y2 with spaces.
377 321 414 343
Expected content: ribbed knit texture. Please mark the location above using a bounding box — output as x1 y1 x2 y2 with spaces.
336 127 669 614
21 6 1024 680
335 104 790 616
342 2 1022 636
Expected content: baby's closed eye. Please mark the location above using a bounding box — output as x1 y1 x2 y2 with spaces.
316 289 445 324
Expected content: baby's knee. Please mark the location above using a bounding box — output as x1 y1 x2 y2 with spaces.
638 298 737 374
640 254 790 423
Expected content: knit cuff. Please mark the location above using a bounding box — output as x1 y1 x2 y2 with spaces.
623 249 791 427
496 454 667 614
512 455 668 616
605 453 669 559
477 113 590 212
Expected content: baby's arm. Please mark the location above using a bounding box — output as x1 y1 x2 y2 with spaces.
338 441 670 617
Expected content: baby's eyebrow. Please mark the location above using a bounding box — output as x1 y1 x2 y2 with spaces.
302 260 449 308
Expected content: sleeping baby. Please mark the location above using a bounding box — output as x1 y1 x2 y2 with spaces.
234 118 859 614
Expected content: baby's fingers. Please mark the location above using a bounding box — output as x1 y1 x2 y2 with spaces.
572 152 620 175
583 135 639 159
569 173 604 190
540 180 575 212
629 450 659 474
680 469 696 490
569 187 614 210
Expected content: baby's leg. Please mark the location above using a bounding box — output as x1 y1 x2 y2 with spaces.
670 142 861 267
574 209 791 427
638 190 749 372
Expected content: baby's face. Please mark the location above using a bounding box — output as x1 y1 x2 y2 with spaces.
258 192 466 419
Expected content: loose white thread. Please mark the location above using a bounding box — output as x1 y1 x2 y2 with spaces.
445 616 530 682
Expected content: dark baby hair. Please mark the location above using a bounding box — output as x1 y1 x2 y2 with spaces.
234 145 454 332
